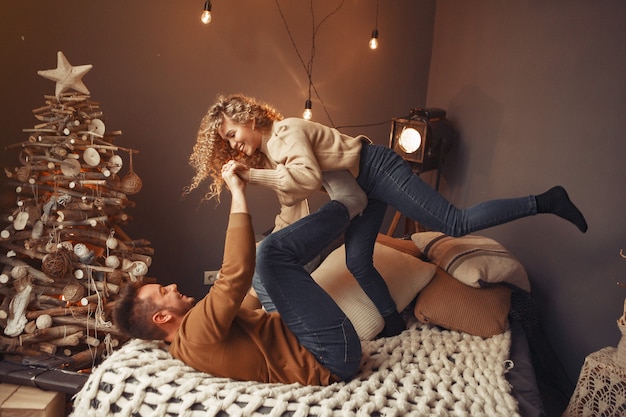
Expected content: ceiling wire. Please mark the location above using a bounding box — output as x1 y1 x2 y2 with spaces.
335 119 391 130
375 0 379 29
273 0 344 127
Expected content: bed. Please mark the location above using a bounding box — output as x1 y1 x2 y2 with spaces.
70 232 551 417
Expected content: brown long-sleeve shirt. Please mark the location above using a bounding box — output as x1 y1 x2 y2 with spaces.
168 213 337 385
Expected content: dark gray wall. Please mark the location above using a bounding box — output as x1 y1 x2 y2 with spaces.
427 0 626 382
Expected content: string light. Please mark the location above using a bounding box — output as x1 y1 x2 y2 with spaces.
369 29 379 50
369 0 379 50
303 100 313 120
201 0 212 24
274 0 343 126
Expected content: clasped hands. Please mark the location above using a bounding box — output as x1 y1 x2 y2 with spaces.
221 160 249 190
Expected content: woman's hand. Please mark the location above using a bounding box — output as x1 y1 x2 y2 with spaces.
222 160 249 214
231 160 250 182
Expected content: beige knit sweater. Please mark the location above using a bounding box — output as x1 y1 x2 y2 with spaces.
248 117 369 230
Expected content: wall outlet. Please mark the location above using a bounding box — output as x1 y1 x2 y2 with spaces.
204 270 220 285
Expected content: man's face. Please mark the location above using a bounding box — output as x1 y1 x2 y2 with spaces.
138 283 196 316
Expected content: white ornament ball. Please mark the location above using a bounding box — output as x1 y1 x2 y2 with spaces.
105 255 121 269
36 314 53 329
74 243 89 258
109 154 123 174
83 147 101 167
129 261 148 276
106 236 119 250
11 266 27 279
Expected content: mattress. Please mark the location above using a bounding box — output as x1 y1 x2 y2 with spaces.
71 317 546 416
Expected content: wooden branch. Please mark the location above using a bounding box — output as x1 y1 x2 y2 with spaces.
0 242 46 261
47 331 84 347
37 294 67 307
34 342 57 355
51 314 125 337
6 180 133 206
19 324 84 344
82 335 100 347
0 254 52 281
0 335 21 352
68 344 106 371
25 305 91 320
0 296 11 320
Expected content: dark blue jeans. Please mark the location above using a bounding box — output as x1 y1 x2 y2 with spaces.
255 200 361 381
343 144 537 315
255 143 537 319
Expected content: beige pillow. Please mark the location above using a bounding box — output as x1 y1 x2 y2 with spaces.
312 237 436 340
414 268 512 338
411 232 530 292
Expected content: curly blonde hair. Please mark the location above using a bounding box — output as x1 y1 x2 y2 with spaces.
185 94 283 202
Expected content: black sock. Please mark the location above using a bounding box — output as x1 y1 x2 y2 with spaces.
536 186 588 233
376 310 405 339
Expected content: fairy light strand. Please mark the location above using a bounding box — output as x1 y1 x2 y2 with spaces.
273 0 344 126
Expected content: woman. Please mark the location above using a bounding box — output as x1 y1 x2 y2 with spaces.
185 94 588 337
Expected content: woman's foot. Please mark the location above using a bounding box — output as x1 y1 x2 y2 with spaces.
536 186 588 233
376 310 405 339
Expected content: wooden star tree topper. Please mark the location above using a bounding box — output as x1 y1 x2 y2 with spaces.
37 51 93 99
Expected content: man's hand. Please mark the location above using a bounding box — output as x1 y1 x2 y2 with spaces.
222 160 249 214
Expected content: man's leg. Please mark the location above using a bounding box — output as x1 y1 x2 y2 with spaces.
253 170 366 313
255 201 362 381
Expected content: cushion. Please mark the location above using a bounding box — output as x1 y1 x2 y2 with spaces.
414 267 512 337
375 233 423 257
312 235 436 340
411 232 530 292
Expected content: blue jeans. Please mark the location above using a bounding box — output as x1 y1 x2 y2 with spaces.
255 201 362 381
343 143 537 316
255 143 537 320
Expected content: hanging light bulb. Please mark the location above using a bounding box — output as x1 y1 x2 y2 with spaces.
369 29 379 49
201 0 212 24
369 0 379 50
303 100 313 120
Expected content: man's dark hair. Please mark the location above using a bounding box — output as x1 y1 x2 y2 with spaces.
113 283 168 340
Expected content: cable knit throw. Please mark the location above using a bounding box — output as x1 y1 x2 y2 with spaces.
71 320 520 416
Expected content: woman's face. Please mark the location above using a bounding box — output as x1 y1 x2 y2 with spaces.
218 116 263 156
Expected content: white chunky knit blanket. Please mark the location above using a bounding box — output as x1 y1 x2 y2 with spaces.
71 321 520 416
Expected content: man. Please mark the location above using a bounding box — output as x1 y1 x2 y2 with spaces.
113 161 362 385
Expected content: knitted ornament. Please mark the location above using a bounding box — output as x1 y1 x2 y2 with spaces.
63 281 85 303
42 248 75 278
120 152 142 195
16 166 31 182
120 172 142 195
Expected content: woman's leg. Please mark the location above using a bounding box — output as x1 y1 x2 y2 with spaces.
358 144 587 235
321 170 368 220
358 144 531 236
343 199 406 337
341 144 587 338
255 201 361 381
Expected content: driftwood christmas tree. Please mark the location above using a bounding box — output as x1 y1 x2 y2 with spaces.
0 51 153 372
